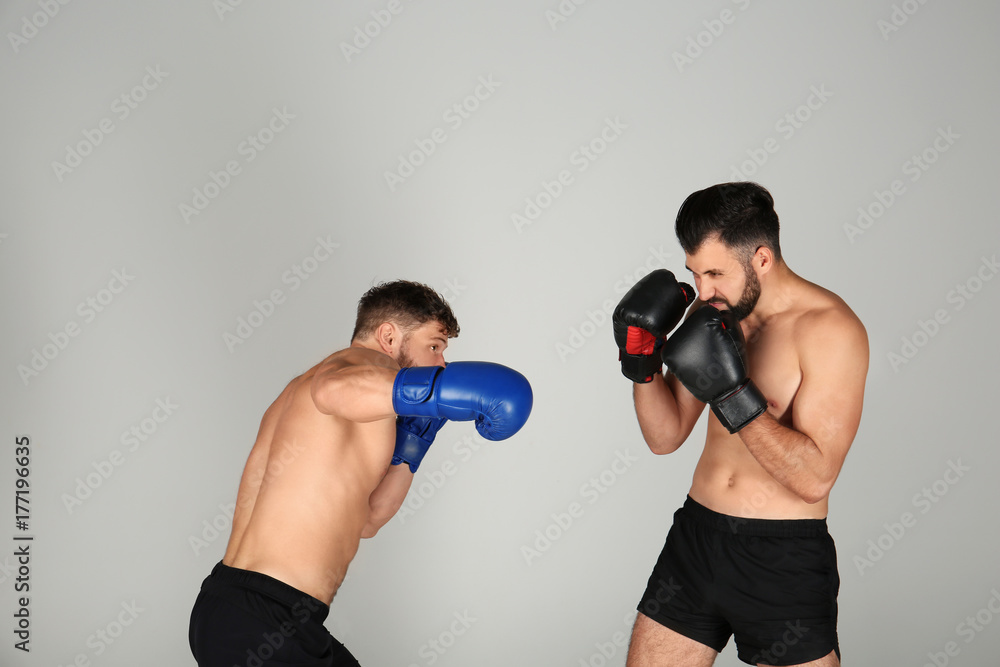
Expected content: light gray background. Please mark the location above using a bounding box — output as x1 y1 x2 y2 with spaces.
2 1 999 666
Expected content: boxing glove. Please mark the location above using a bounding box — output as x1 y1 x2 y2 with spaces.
391 416 447 473
392 362 532 441
661 306 767 433
613 269 694 383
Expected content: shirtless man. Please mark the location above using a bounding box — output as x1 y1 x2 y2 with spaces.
189 280 532 666
613 183 868 666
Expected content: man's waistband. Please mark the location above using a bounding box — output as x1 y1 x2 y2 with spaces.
680 495 828 538
204 561 330 622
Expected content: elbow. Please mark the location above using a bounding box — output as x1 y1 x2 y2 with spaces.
644 434 681 456
361 511 389 538
801 491 826 505
800 477 835 505
363 501 400 537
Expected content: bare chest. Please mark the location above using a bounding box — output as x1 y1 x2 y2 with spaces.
742 318 802 423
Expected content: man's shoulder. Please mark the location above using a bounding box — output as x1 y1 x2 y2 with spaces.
792 284 868 355
316 345 395 370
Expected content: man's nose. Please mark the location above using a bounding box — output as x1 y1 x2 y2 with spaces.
697 281 714 302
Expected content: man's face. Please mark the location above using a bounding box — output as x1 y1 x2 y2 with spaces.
396 320 449 368
684 237 761 321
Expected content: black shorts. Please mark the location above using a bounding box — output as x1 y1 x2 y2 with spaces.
637 497 840 666
189 562 361 667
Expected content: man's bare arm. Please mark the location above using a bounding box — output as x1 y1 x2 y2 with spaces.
311 347 399 423
634 372 707 455
631 299 711 455
361 465 414 538
738 310 869 503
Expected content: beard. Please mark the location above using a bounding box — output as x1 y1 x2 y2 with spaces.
713 262 761 321
396 336 415 369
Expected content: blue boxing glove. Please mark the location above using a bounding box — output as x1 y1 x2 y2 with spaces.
391 416 447 473
392 361 533 441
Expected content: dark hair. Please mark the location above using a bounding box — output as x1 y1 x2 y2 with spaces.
675 182 781 262
351 280 459 341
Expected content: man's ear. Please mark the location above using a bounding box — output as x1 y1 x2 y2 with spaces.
754 245 775 277
374 322 398 355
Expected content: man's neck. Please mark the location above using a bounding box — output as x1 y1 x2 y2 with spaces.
744 262 799 330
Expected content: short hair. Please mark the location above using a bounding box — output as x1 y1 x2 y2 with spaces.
675 182 782 262
351 280 459 342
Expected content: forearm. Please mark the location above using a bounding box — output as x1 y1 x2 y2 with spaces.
361 464 414 537
633 375 686 455
738 412 835 504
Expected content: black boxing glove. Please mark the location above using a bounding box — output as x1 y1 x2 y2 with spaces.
661 306 767 433
613 270 694 383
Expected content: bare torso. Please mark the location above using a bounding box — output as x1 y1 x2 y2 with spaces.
688 279 860 519
222 351 395 604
